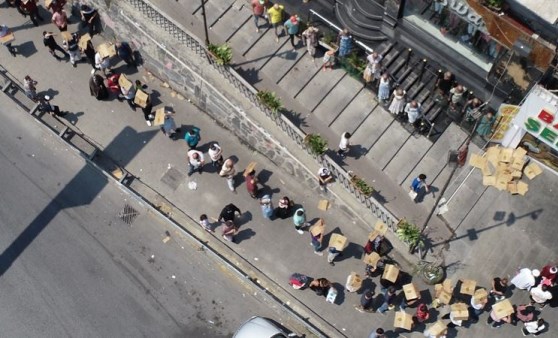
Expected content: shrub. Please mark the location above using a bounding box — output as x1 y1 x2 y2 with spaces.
208 43 232 65
304 134 328 156
257 90 282 114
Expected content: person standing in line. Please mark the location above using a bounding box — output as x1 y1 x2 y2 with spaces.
322 50 335 71
355 289 375 312
301 24 319 60
377 73 390 104
476 111 496 138
116 41 136 67
337 28 352 58
119 84 136 110
337 132 351 159
470 294 488 322
80 4 99 36
208 143 224 167
309 218 324 256
368 328 386 338
283 15 300 51
251 0 268 33
486 308 512 328
95 51 112 74
81 40 96 68
42 31 68 59
23 75 38 101
435 71 455 98
522 318 546 336
292 207 310 234
327 246 342 266
511 268 539 291
141 94 154 126
317 167 333 192
364 51 383 85
530 284 552 308
260 195 273 219
376 287 397 314
19 0 44 27
490 276 508 301
89 69 108 100
274 196 291 219
388 87 406 116
62 32 81 67
51 8 68 31
449 84 466 108
218 203 242 223
414 303 430 323
187 149 205 176
540 264 557 285
244 169 259 198
161 111 179 139
219 158 237 193
267 3 285 42
199 214 214 233
404 100 421 125
184 127 201 149
0 25 17 57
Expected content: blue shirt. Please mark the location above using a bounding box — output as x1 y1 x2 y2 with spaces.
284 20 299 35
411 177 424 192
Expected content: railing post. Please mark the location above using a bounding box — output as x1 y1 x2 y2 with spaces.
405 48 412 68
427 122 435 138
419 59 427 81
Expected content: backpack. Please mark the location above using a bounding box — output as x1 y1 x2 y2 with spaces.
289 273 308 289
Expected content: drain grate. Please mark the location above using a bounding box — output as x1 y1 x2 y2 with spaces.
119 204 139 225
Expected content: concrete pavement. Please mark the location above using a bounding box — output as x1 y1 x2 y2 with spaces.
1 1 557 337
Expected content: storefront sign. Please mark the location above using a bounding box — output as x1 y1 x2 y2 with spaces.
492 104 520 142
437 0 488 32
524 109 558 149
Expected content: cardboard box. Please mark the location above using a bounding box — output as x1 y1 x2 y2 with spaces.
482 175 496 186
345 272 362 292
511 157 526 171
78 33 91 51
97 42 116 58
382 264 399 283
513 147 527 159
460 279 476 296
0 32 15 45
437 290 452 305
243 162 257 177
134 89 149 108
517 181 529 196
427 321 447 336
451 303 469 321
394 311 413 330
442 279 453 293
507 182 518 194
524 162 542 180
60 31 72 43
486 146 501 165
492 299 514 320
374 221 388 235
481 162 494 176
494 175 508 191
511 170 522 178
45 0 53 8
469 153 486 169
403 283 419 300
118 74 133 92
153 107 166 126
498 148 513 163
368 230 381 242
329 233 348 251
317 199 329 211
474 288 488 302
363 252 381 267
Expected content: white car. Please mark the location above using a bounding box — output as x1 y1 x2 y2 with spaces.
233 316 297 338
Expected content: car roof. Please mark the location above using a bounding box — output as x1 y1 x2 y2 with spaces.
233 316 287 338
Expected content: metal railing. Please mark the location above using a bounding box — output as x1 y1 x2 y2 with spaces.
125 0 399 231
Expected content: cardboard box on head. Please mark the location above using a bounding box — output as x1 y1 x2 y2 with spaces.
460 279 476 296
473 288 488 302
427 321 447 336
243 162 257 177
118 74 133 92
134 89 149 108
78 33 91 51
310 219 325 237
0 31 15 44
329 233 348 251
374 221 388 235
524 162 542 180
60 31 72 43
345 272 362 293
363 252 381 267
382 264 399 283
153 107 166 126
492 299 514 320
451 303 469 321
403 283 419 300
394 311 413 330
97 42 117 59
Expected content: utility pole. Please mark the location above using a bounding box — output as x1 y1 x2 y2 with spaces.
200 0 210 45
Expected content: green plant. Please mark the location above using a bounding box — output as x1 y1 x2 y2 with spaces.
321 32 337 45
396 220 424 248
350 175 374 196
207 43 232 65
484 0 504 8
304 134 328 156
257 90 283 114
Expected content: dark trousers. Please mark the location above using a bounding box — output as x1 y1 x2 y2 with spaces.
48 44 68 58
288 34 296 47
29 10 43 26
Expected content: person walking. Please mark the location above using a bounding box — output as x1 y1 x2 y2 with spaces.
222 220 237 243
251 0 268 33
89 69 108 100
0 25 17 57
23 75 38 101
490 276 508 301
283 15 300 50
317 167 333 192
62 32 81 67
161 111 179 139
364 51 382 85
244 169 259 198
42 31 67 59
218 203 242 223
38 95 67 117
80 4 99 36
449 84 466 108
337 132 351 159
219 158 237 193
388 87 406 116
267 3 285 42
208 143 224 167
410 174 429 199
184 127 201 149
522 318 546 336
376 287 397 314
337 28 352 58
19 0 44 27
187 149 205 176
355 289 375 313
327 246 342 266
377 73 390 104
301 24 319 59
404 100 422 125
116 41 136 67
51 8 68 31
292 207 310 234
309 219 325 256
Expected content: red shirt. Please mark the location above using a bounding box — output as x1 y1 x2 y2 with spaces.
251 0 265 16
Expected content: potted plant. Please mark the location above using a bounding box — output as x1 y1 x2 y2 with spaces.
318 32 338 51
340 51 366 79
207 43 232 65
483 0 504 11
396 219 423 250
257 90 282 115
304 133 328 156
348 172 374 197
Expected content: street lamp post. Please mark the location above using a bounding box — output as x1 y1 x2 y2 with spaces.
200 0 210 46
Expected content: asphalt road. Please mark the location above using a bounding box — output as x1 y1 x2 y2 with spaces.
0 95 297 337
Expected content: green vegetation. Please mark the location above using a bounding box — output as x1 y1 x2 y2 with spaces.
208 43 232 65
257 90 283 114
304 134 328 156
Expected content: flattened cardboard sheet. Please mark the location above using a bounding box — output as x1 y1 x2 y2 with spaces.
328 233 348 251
382 264 399 283
492 299 514 320
524 162 542 180
363 252 381 267
394 311 413 330
460 279 476 296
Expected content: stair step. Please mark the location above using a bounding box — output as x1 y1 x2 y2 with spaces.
415 86 432 105
408 81 426 100
335 4 388 42
401 72 419 92
389 58 408 79
376 41 394 56
346 1 382 30
354 0 385 21
382 48 402 69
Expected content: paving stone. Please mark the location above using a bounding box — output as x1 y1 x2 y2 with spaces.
294 68 346 112
351 104 395 152
313 76 365 127
261 42 308 85
277 58 323 98
208 2 252 43
160 167 185 191
242 30 289 71
194 0 236 28
330 89 376 136
366 121 410 170
384 135 432 186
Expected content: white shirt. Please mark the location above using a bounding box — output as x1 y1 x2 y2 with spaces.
530 285 552 303
187 150 204 166
208 144 222 161
470 297 484 310
511 268 535 290
405 103 421 123
524 321 545 334
339 134 350 150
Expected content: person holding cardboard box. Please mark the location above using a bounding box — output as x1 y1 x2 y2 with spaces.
309 219 325 255
0 25 17 57
376 286 397 314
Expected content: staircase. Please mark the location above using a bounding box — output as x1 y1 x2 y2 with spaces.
335 0 387 42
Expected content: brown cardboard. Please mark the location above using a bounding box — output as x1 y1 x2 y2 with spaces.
437 290 452 305
486 146 501 165
346 272 363 292
460 279 476 296
134 89 149 108
153 108 166 126
507 182 518 194
513 147 527 160
492 299 514 320
374 221 388 235
97 42 116 58
511 157 526 171
403 283 419 300
494 175 509 191
481 162 494 176
524 162 542 180
118 74 133 92
427 321 447 336
310 219 325 237
394 311 413 330
511 170 522 178
442 279 453 293
473 288 488 302
0 32 15 45
482 175 496 186
382 264 399 283
498 148 513 163
451 303 469 321
363 252 381 267
469 153 486 169
368 230 381 241
243 162 257 177
60 31 71 43
329 233 348 251
78 33 91 51
45 0 53 8
317 199 329 211
517 181 529 196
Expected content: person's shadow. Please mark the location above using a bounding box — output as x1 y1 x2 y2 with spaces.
235 228 255 244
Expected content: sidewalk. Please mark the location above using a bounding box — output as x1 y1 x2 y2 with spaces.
1 1 556 338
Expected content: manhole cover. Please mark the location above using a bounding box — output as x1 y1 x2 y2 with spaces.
119 204 139 225
161 167 185 191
